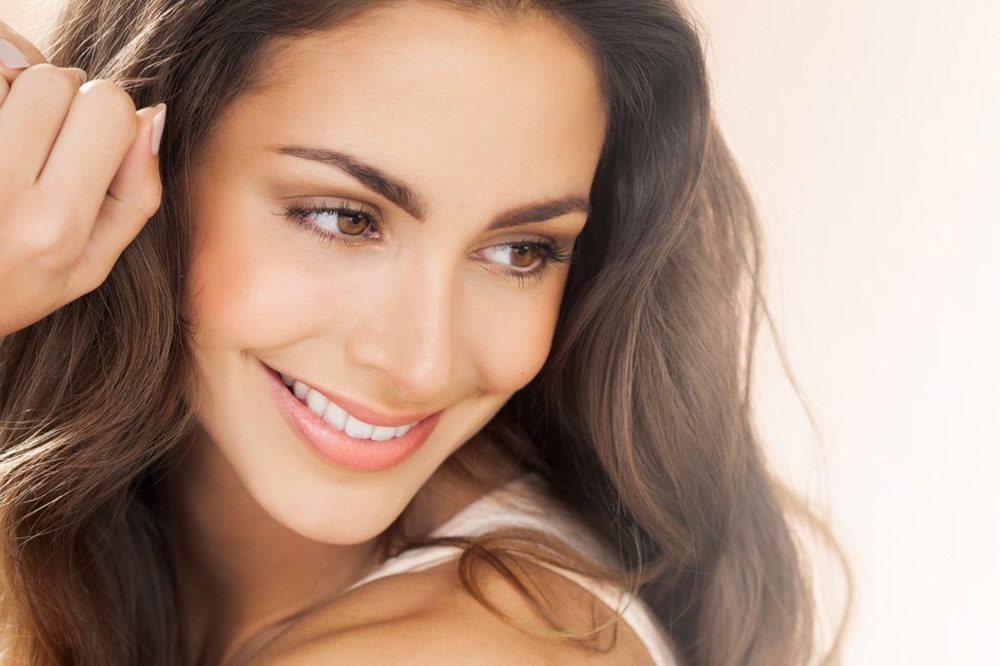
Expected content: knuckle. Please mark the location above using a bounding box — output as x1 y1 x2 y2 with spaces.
20 212 76 266
141 182 164 219
23 231 72 268
79 79 138 124
117 177 164 221
14 63 79 96
125 194 161 223
77 263 112 296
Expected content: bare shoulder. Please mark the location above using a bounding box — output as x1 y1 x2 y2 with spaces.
248 556 656 666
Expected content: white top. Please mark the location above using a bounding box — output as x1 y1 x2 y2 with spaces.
346 473 679 666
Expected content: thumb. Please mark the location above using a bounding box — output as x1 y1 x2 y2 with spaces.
89 103 167 258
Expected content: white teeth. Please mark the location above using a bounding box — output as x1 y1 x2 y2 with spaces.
285 377 419 441
293 380 309 401
344 414 375 439
323 401 348 430
305 389 328 415
370 426 396 442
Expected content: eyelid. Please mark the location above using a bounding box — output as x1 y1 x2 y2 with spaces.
480 232 570 250
283 196 381 219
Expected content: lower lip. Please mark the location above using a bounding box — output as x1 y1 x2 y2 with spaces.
262 362 442 472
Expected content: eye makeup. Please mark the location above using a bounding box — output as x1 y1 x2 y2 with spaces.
280 202 576 287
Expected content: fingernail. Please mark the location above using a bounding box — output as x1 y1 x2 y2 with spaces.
0 38 31 70
69 67 88 83
150 103 166 156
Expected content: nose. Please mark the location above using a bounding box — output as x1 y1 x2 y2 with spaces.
344 258 456 403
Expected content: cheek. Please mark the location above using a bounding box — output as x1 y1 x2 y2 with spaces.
185 208 324 352
461 284 563 393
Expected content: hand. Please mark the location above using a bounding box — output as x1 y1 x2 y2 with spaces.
0 20 166 337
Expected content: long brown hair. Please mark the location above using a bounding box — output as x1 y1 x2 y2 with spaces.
0 0 852 664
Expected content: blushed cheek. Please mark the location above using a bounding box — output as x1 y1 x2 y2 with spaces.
185 209 322 353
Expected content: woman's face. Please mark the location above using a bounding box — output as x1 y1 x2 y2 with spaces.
183 2 606 544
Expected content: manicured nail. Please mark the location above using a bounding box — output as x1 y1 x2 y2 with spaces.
150 103 166 156
0 38 31 70
69 67 88 83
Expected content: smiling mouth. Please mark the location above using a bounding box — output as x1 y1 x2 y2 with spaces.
263 361 443 471
264 364 440 441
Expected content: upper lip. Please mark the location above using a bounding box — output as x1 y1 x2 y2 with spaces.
265 362 442 428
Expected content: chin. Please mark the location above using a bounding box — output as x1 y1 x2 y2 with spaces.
253 473 416 545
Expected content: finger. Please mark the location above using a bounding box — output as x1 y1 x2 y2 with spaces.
0 21 47 63
36 79 139 232
79 104 165 278
0 37 30 73
0 22 48 82
0 65 86 188
0 73 8 108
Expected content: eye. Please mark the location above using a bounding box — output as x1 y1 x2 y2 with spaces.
283 202 381 244
483 243 548 272
479 239 574 287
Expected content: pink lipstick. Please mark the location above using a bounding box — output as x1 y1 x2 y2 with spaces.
262 362 442 472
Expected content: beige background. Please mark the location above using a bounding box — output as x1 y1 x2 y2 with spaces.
693 1 999 664
2 1 998 663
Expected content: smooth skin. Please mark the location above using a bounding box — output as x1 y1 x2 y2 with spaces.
0 21 164 337
1 6 653 665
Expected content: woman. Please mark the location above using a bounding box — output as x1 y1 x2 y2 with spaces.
0 0 851 664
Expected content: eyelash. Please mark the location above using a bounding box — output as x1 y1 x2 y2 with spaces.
282 203 575 287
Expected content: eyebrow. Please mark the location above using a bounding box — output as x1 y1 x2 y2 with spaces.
271 144 591 231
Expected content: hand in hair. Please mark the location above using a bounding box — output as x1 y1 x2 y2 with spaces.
0 20 165 337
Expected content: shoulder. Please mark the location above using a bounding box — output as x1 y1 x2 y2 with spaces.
248 556 656 666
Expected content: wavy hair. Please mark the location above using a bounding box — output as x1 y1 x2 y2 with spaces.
0 0 852 664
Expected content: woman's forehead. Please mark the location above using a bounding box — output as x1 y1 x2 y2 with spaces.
210 1 607 217
250 2 606 135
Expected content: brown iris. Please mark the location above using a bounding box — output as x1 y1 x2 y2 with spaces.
336 212 371 236
510 244 542 269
